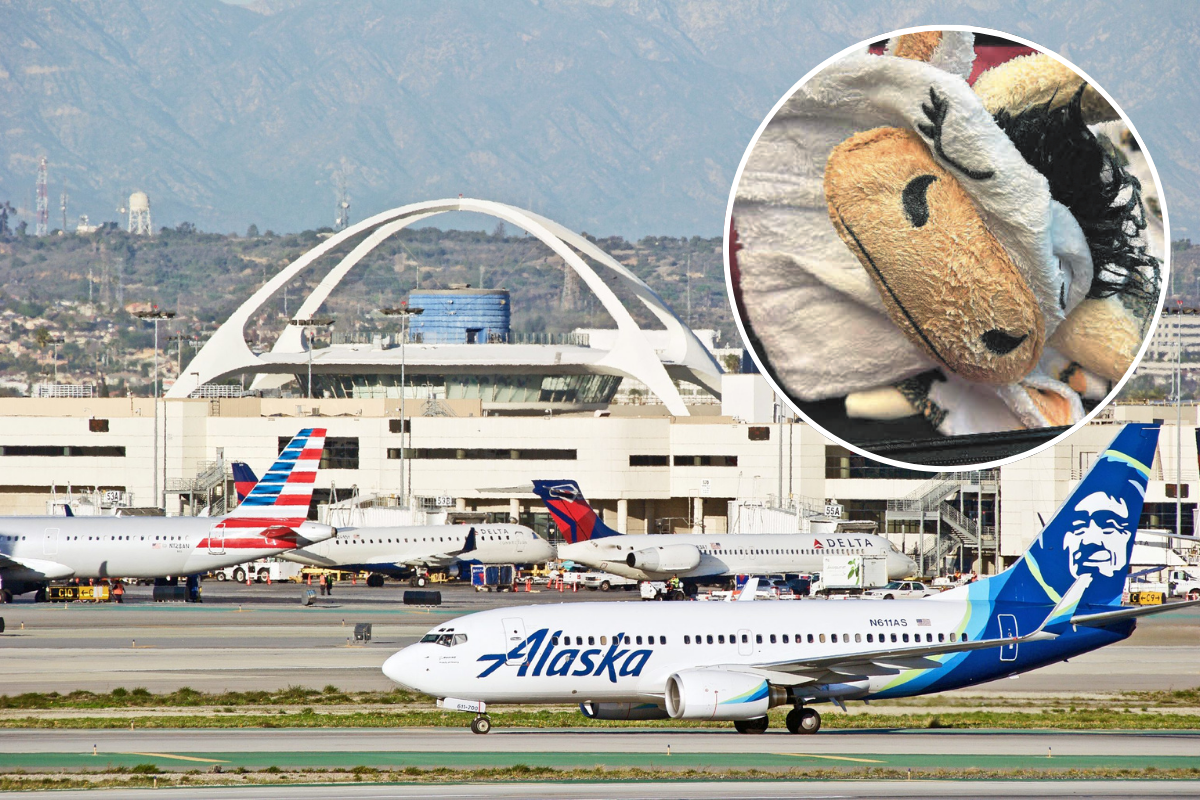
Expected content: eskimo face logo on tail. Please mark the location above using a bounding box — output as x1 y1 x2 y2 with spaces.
1065 492 1133 579
475 628 651 683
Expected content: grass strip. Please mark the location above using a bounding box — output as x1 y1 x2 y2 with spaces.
3 707 1200 730
2 764 1200 790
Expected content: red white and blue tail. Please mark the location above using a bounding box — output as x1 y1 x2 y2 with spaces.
225 428 325 523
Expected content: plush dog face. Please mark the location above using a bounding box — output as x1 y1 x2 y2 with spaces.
825 127 1045 385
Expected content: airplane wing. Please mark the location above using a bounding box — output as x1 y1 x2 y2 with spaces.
741 576 1089 685
0 553 75 580
1070 598 1200 628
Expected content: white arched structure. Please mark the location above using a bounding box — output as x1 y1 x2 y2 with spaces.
169 198 722 415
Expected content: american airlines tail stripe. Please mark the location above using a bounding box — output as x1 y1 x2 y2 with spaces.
287 471 317 483
274 494 314 506
300 448 323 460
216 516 307 528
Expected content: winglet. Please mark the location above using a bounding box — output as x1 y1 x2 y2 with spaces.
463 527 477 554
1038 574 1092 636
735 576 759 602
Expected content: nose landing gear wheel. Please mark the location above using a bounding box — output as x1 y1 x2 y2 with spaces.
786 707 821 734
470 715 492 735
733 716 769 734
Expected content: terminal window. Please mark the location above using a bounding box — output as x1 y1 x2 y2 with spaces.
391 448 577 461
629 455 669 467
0 445 126 457
672 455 738 467
278 436 359 470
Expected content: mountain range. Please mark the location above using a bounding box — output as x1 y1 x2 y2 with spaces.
1 0 1197 238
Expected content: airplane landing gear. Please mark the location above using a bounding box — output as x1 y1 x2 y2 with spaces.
470 714 492 735
786 706 820 734
733 715 769 734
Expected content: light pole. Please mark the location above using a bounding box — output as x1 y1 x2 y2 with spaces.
380 306 423 507
290 318 335 399
134 308 176 509
49 336 64 383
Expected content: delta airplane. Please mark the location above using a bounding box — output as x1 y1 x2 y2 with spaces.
385 424 1198 735
532 479 916 584
0 428 337 602
232 463 554 584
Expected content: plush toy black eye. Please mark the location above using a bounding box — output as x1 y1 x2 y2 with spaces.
902 174 938 227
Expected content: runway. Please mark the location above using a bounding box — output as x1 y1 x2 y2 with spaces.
2 728 1197 774
6 781 1199 800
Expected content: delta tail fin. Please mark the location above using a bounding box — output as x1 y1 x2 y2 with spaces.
531 480 622 544
231 462 259 503
224 428 326 522
994 423 1159 608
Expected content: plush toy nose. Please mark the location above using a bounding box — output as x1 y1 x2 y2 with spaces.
981 330 1029 355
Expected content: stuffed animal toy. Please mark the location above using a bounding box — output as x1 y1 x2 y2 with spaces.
732 30 1162 441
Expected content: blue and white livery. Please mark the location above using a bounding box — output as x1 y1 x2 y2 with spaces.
385 424 1197 735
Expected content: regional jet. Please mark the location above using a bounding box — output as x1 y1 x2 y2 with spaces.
386 424 1197 735
532 479 915 584
230 464 554 583
0 428 337 602
279 523 553 585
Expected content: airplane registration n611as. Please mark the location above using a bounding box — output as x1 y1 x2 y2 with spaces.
385 424 1200 735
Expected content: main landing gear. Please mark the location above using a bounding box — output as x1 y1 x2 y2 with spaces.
470 714 492 735
786 706 821 734
733 715 769 734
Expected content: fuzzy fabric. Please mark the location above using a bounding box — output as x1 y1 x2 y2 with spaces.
974 53 1119 122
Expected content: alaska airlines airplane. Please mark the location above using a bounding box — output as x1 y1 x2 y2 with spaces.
386 424 1196 735
532 479 915 584
279 523 553 585
0 428 337 602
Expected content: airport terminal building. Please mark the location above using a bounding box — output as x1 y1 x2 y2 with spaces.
0 199 1196 576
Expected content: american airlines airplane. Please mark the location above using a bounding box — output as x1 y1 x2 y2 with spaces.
279 523 553 586
0 428 337 602
385 424 1196 735
532 479 916 584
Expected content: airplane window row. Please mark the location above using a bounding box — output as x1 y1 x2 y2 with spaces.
1 536 26 541
701 547 866 556
335 534 503 545
679 631 968 645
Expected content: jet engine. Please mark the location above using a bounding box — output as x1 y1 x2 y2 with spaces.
625 544 700 573
664 669 787 720
294 520 338 546
579 701 669 721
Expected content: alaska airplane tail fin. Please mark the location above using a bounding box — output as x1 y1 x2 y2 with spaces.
225 428 326 522
993 423 1159 608
531 480 622 544
231 462 259 503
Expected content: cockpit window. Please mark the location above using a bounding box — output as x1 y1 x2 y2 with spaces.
421 630 468 647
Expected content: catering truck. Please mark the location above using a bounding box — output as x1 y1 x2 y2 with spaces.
813 554 888 595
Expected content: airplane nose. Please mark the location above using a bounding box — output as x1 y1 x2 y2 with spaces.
382 647 420 689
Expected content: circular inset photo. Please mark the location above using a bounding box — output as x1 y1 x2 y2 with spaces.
726 26 1167 469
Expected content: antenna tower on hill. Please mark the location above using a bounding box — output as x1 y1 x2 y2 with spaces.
35 157 48 236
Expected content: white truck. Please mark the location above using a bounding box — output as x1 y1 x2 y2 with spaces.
812 554 888 595
212 558 304 584
1168 568 1200 599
